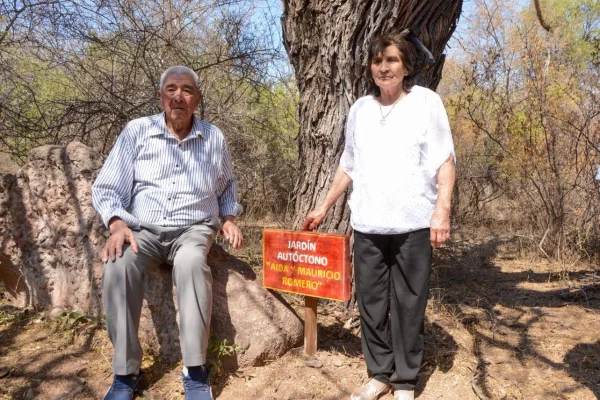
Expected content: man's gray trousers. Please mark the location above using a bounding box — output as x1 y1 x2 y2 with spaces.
102 219 219 375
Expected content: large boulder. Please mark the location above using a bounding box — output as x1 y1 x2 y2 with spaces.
0 142 303 367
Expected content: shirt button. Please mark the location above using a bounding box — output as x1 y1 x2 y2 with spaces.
168 197 172 201
176 164 180 168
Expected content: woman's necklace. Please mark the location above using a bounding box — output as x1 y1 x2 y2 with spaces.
378 92 405 126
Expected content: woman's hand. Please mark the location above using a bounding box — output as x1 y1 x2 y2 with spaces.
431 155 455 248
430 206 450 248
301 166 352 231
302 206 328 231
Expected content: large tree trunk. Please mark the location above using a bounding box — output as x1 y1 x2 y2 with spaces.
282 0 463 232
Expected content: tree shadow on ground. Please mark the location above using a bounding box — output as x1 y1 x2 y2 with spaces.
0 316 103 399
317 318 363 357
433 235 600 399
0 305 31 359
564 340 600 399
416 319 458 396
308 299 458 397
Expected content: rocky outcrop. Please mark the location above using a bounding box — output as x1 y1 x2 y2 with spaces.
0 143 104 311
0 142 302 367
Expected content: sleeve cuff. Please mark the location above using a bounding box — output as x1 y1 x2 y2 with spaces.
219 202 244 218
428 151 456 180
103 209 141 230
340 159 354 180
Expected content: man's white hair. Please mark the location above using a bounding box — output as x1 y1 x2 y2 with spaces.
159 66 200 90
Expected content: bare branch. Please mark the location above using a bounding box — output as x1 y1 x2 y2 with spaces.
533 0 551 32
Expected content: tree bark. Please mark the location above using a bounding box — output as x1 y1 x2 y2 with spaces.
282 0 463 232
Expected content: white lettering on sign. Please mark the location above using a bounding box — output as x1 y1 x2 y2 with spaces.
287 240 317 252
276 252 329 266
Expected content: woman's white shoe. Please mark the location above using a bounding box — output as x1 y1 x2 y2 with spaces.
350 378 391 400
393 389 415 400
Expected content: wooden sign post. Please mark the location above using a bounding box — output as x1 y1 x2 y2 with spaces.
263 229 351 357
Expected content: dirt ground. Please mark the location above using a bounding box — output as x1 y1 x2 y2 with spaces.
1 231 599 400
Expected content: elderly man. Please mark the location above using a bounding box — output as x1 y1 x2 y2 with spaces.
92 66 242 400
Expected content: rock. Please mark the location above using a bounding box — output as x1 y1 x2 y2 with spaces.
343 317 360 330
332 356 344 367
139 243 304 369
24 388 36 400
0 142 303 369
305 358 324 368
50 307 65 319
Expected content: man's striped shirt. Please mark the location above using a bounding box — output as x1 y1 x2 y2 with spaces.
92 112 243 229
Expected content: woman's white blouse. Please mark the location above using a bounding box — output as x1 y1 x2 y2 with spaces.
339 85 455 234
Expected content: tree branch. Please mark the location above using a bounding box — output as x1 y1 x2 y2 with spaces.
533 0 551 32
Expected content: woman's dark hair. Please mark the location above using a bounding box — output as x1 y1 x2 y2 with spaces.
366 31 417 96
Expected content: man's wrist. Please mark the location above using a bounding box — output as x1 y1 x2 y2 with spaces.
108 217 128 233
222 215 236 224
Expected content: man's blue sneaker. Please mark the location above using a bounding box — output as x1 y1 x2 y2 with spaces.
103 371 144 400
182 365 213 400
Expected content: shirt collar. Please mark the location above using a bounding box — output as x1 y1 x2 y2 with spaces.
151 112 205 140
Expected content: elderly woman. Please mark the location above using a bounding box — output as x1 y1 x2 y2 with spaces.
303 31 455 400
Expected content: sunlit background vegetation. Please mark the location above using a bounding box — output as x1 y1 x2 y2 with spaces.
1 0 598 259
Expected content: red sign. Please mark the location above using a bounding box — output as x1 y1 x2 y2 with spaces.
263 229 351 301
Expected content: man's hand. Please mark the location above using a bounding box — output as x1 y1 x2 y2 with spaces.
302 206 328 231
102 218 139 263
430 206 450 248
221 216 243 249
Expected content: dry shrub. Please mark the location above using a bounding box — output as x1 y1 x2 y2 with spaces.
440 0 600 261
0 0 297 221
